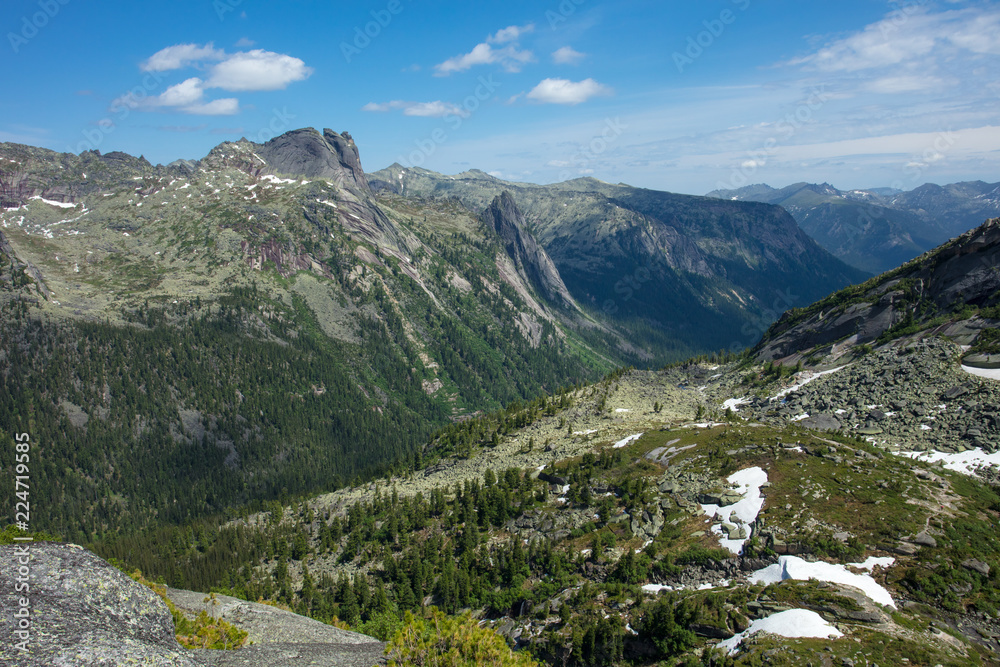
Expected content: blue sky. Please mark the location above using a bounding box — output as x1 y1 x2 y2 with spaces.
3 0 999 194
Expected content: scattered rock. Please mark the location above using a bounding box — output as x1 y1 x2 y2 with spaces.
962 559 991 577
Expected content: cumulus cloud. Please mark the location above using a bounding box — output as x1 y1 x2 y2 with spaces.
526 78 612 105
362 100 469 118
552 46 585 65
206 50 313 91
157 78 206 107
488 24 534 44
141 43 225 72
114 77 240 116
127 43 312 116
434 25 535 75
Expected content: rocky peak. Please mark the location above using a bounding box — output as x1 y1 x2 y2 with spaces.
483 192 576 309
254 127 370 193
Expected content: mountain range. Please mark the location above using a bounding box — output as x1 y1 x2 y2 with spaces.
709 180 1000 274
2 127 1000 666
0 127 862 539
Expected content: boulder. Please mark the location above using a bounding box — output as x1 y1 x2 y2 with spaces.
962 559 991 577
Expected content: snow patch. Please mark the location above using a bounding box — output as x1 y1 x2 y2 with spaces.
642 583 674 594
722 397 749 412
29 196 77 209
719 609 842 655
261 174 295 185
750 555 896 608
772 366 848 400
612 433 643 449
848 556 895 572
699 467 767 554
897 448 1000 476
962 365 1000 381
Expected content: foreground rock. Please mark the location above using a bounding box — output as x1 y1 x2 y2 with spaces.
0 542 384 667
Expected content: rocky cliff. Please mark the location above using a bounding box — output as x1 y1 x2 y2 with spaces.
483 191 576 309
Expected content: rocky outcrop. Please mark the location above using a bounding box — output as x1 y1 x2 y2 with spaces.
256 128 370 193
756 217 1000 363
0 542 200 666
483 192 575 309
0 542 384 667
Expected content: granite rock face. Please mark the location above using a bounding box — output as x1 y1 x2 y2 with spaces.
256 128 370 193
0 542 384 667
483 191 576 309
0 541 199 667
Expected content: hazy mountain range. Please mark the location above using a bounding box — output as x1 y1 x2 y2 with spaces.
709 180 1000 274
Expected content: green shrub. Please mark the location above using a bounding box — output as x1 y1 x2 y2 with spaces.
385 609 538 666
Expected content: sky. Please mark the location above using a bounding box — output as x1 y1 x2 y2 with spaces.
2 0 1000 195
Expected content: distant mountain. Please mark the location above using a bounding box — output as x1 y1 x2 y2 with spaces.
708 180 1000 274
372 165 867 358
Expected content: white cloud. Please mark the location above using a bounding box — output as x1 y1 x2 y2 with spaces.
130 44 312 116
141 43 225 72
362 100 469 118
790 6 1000 72
182 98 240 116
206 50 313 91
435 43 534 75
946 10 1000 55
552 46 585 65
434 25 535 75
234 37 256 48
115 78 240 116
157 78 206 107
403 101 468 118
488 24 534 44
863 75 944 94
526 78 612 105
